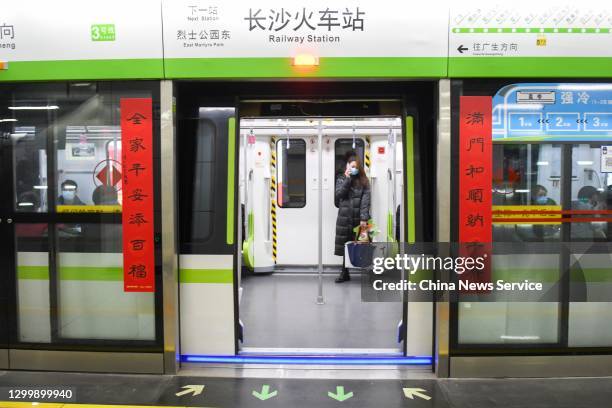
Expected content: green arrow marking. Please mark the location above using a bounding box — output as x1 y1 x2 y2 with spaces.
403 387 431 401
252 384 278 401
328 386 354 402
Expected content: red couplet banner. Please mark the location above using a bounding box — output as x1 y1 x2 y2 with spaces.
121 98 155 292
459 96 492 288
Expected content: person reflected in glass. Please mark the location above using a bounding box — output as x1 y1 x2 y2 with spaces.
58 179 85 205
334 153 371 283
572 185 606 240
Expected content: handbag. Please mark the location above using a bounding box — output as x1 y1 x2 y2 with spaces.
347 225 375 268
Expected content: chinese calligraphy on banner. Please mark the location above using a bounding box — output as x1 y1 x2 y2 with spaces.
459 96 492 289
121 98 155 292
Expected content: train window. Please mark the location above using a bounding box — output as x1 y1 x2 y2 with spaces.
570 143 612 242
334 139 365 208
56 126 122 213
276 139 306 208
6 83 157 214
13 128 48 212
492 143 562 242
188 119 215 242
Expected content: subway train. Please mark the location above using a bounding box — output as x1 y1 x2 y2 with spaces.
1 0 612 380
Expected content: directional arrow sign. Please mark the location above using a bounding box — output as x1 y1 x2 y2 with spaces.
457 45 468 54
252 384 278 401
175 385 205 397
328 386 353 402
403 387 431 401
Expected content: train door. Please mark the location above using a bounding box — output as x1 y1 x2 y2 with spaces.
237 115 406 354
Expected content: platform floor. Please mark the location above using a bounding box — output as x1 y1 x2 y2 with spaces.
1 370 612 407
239 273 403 351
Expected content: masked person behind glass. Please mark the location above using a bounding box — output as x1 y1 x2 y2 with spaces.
531 184 558 241
58 179 85 205
334 153 371 283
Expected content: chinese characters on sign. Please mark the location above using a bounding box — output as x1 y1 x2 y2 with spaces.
121 98 155 292
459 96 492 291
472 42 518 55
245 7 365 43
244 7 365 31
177 5 230 48
0 23 16 51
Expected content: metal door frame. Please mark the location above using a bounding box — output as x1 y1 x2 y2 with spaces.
235 113 407 354
0 81 166 374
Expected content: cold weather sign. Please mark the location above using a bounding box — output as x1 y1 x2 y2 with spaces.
162 0 448 59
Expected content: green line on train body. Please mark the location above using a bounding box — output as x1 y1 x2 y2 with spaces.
17 266 49 280
227 117 236 245
2 57 612 81
163 57 448 79
0 59 164 81
179 268 234 284
16 265 612 283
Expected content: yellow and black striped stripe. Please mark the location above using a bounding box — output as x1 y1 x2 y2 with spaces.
269 137 277 263
365 135 371 171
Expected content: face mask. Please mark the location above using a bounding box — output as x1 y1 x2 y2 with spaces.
350 167 359 176
62 191 75 201
535 196 548 205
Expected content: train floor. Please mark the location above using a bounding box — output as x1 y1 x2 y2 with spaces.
239 272 403 351
1 370 611 407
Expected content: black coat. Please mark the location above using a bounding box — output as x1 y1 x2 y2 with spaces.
334 174 371 256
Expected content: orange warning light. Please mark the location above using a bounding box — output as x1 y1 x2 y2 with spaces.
292 54 319 66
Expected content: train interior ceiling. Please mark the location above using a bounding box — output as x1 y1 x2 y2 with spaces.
176 82 436 358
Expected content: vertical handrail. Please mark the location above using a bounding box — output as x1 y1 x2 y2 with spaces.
316 120 325 305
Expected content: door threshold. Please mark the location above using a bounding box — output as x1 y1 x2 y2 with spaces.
181 353 432 366
240 347 402 356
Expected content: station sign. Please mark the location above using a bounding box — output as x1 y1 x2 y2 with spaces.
493 83 612 141
162 0 447 58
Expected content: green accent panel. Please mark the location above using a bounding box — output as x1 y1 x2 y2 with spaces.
387 212 394 241
409 269 434 283
180 268 234 284
405 116 416 244
492 268 612 283
17 266 49 280
0 59 164 82
242 212 255 270
227 117 236 245
449 57 612 78
164 57 447 78
572 268 612 283
58 266 123 281
493 268 559 283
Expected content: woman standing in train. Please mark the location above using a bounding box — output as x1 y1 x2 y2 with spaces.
334 153 371 283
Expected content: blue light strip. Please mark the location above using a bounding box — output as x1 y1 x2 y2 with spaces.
181 355 432 365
